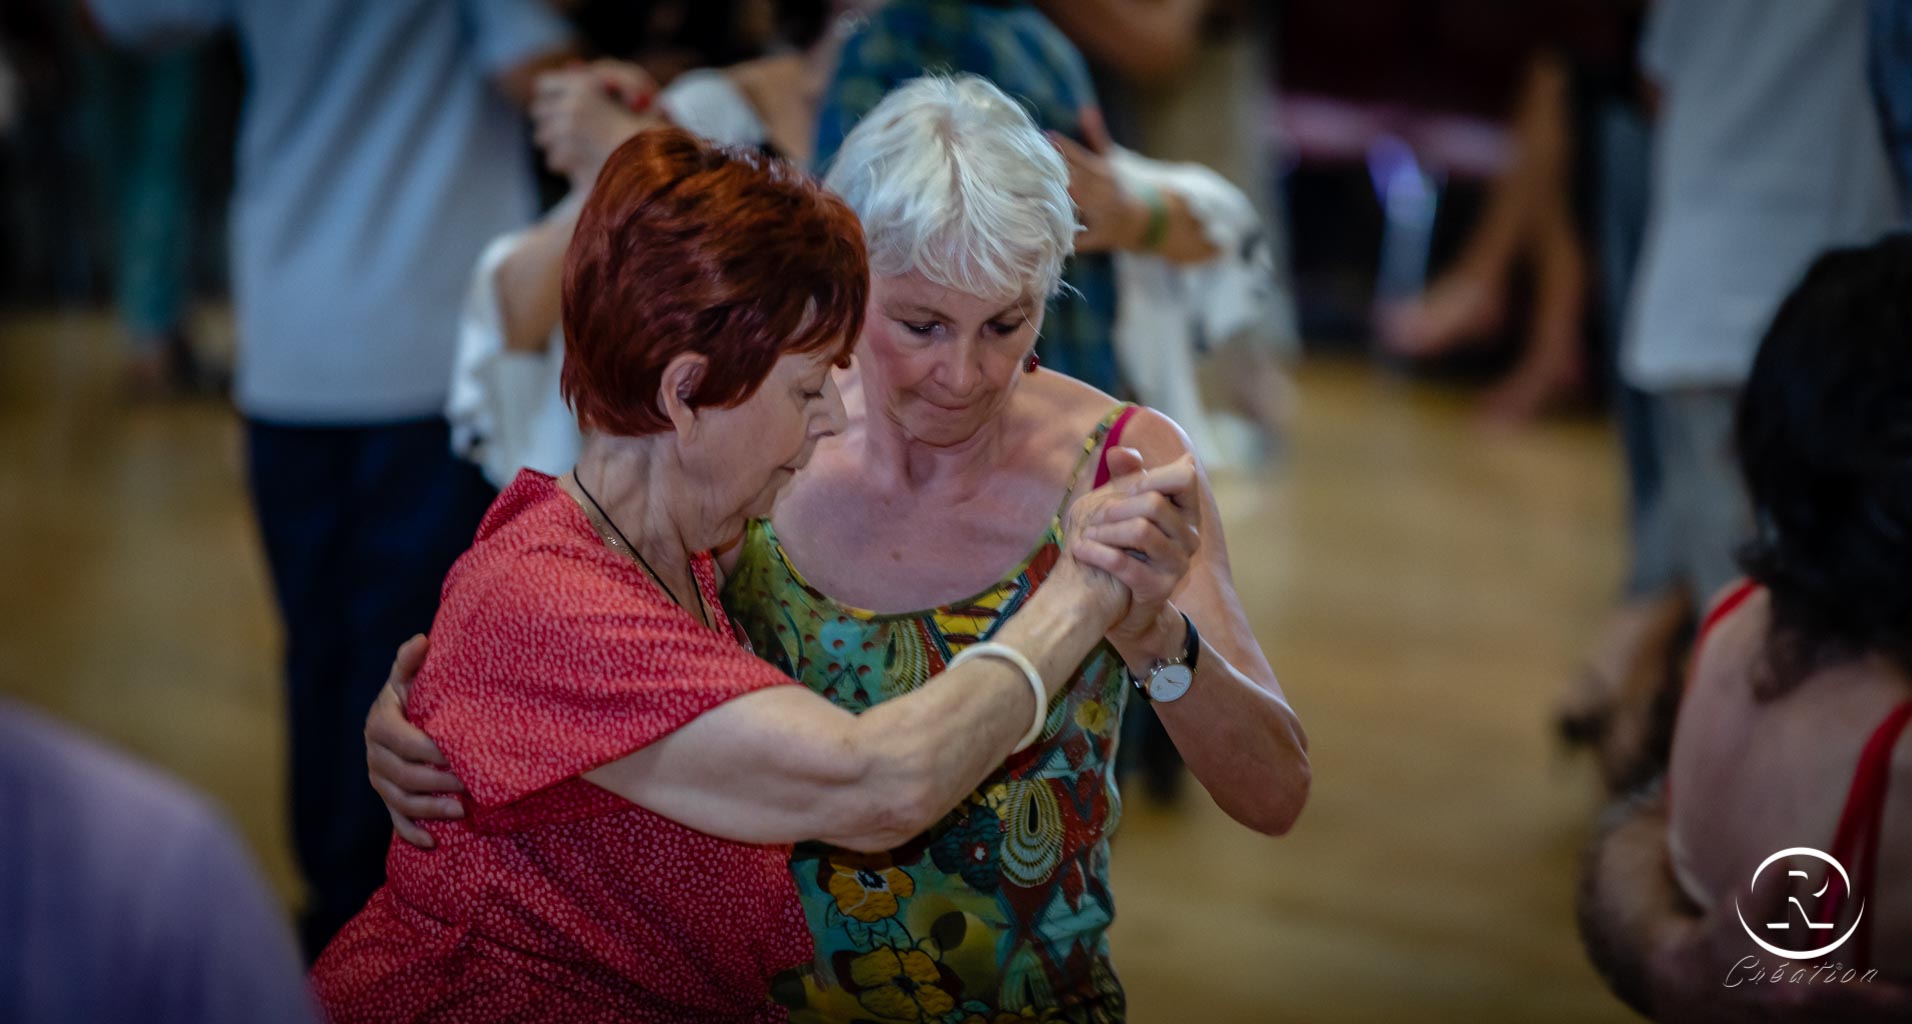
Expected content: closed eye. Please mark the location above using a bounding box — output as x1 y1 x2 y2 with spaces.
900 320 938 336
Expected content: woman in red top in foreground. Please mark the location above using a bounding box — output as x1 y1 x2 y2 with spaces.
308 128 1198 1022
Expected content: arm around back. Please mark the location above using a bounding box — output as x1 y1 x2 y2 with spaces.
585 554 1126 851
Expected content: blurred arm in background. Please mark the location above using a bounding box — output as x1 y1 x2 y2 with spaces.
1577 787 1912 1023
493 191 587 353
499 64 660 351
501 19 838 351
1034 0 1206 87
1576 785 1689 1017
1028 0 1221 266
1049 106 1219 265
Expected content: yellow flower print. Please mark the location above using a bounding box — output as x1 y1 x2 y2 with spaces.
1073 699 1115 735
959 1010 1056 1024
826 859 916 923
848 947 956 1020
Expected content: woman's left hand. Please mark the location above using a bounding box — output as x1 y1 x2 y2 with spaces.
365 635 465 848
1069 447 1202 655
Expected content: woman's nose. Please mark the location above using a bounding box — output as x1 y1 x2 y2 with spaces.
942 339 981 396
814 378 847 438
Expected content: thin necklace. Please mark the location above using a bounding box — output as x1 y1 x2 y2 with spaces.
571 469 708 627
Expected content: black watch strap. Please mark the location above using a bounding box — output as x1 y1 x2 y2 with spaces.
1182 611 1200 675
1135 611 1199 702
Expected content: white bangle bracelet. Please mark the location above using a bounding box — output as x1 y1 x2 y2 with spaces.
949 641 1049 753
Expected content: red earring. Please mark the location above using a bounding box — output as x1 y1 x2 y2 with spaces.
1024 351 1040 374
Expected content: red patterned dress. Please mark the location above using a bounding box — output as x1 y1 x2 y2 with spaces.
311 471 809 1022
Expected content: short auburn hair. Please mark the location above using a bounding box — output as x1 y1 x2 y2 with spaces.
560 127 867 436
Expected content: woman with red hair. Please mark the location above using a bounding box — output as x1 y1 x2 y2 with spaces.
308 127 1195 1022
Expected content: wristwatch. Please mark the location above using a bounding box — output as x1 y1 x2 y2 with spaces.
1135 611 1199 703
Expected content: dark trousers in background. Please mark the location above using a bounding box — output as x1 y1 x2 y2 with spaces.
81 40 201 345
246 417 495 958
1593 99 1671 601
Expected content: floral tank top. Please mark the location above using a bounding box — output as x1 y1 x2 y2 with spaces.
721 405 1137 1023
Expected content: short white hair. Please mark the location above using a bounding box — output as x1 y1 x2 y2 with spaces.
824 75 1076 303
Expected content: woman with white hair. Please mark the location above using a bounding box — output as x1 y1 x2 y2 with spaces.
372 75 1310 1021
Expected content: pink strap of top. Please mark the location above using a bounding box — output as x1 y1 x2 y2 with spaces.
1092 406 1141 489
1665 582 1764 816
1817 699 1912 970
1698 580 1762 651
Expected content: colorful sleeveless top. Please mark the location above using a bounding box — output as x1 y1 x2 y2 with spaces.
721 405 1137 1023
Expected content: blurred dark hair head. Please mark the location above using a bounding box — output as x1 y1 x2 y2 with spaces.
577 0 830 68
715 0 831 55
1736 232 1912 698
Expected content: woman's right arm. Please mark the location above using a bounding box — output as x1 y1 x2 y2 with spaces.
1576 788 1912 1021
370 553 1123 851
583 560 1124 851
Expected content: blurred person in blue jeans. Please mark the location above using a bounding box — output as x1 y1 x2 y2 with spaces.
1578 0 1901 791
84 0 574 955
1622 0 1898 606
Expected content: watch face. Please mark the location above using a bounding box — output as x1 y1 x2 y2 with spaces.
1149 664 1194 703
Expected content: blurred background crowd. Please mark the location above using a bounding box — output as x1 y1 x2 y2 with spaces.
3 0 1910 1020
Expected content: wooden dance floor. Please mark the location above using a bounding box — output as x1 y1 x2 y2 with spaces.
0 310 1640 1022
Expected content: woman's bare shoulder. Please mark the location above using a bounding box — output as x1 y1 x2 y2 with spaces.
1013 370 1128 445
1701 584 1769 661
1670 586 1912 931
1021 367 1116 411
1015 376 1208 498
1673 587 1770 752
